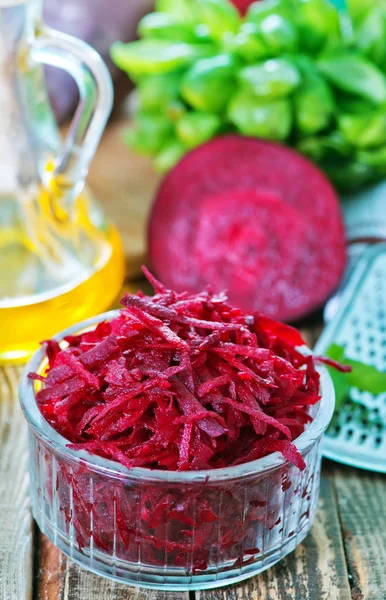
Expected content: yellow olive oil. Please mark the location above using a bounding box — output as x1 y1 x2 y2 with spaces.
0 188 125 364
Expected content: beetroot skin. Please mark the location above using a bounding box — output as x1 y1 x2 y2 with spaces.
231 0 258 14
148 136 346 322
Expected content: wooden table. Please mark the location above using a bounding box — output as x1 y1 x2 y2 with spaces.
1 119 386 600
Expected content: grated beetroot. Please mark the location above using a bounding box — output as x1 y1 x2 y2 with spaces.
31 268 324 472
30 270 328 571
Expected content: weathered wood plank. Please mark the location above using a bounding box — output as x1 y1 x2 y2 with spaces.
333 468 386 600
36 536 65 600
197 475 351 600
64 561 189 600
0 367 33 600
36 537 189 600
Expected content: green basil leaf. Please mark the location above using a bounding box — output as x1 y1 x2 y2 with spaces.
111 40 211 76
338 111 386 148
223 23 270 62
138 72 183 111
297 132 351 162
196 0 240 40
155 139 187 172
239 59 301 99
318 53 386 105
297 0 340 52
347 0 378 24
246 0 293 24
327 367 351 409
139 13 200 42
123 115 173 156
294 71 334 134
156 0 200 23
358 146 386 172
228 92 292 140
347 359 386 395
324 345 350 408
176 112 221 148
355 7 386 66
324 160 373 190
259 14 298 55
181 54 238 111
326 344 386 396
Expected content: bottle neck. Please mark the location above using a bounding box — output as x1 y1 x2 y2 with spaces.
27 0 42 30
0 0 43 47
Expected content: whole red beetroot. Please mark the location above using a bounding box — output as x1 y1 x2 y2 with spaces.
148 136 346 322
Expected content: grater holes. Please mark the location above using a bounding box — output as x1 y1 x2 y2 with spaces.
330 424 341 437
322 249 386 471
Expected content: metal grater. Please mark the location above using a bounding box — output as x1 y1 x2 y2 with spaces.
315 243 386 473
342 180 386 243
324 182 386 323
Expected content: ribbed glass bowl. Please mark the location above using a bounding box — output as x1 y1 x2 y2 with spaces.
20 312 335 591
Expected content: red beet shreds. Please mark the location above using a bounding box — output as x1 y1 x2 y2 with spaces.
148 135 346 322
32 269 324 474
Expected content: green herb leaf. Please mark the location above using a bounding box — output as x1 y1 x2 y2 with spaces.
338 110 386 149
181 54 238 112
228 91 292 140
318 53 386 105
196 0 240 40
325 344 350 408
111 40 211 76
326 343 386 396
138 13 200 42
176 111 221 148
156 0 201 23
294 57 335 134
239 59 301 99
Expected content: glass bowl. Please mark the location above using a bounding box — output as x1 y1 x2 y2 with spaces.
20 311 335 591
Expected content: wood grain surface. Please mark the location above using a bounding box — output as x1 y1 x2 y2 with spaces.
0 368 33 600
36 536 189 600
1 120 386 600
333 469 386 600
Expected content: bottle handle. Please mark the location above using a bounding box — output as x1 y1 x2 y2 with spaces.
31 27 114 205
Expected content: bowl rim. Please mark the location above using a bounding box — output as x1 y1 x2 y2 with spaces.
19 310 335 483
